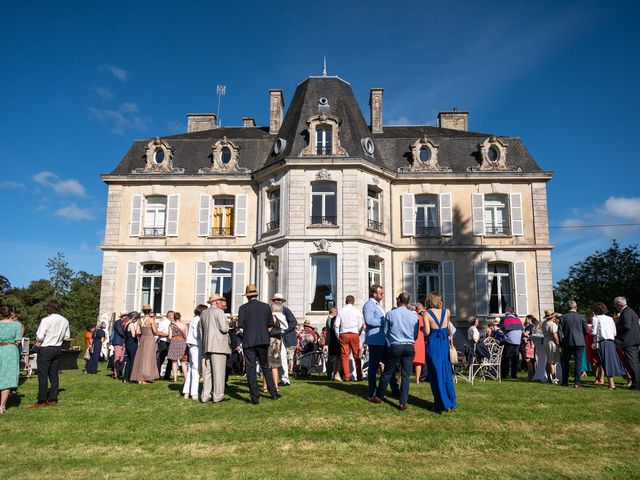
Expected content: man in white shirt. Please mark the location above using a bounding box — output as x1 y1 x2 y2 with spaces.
33 299 70 407
156 309 172 379
334 295 364 381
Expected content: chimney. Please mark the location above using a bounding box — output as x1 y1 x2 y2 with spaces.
242 117 256 127
187 113 218 133
438 109 468 131
269 89 284 134
369 88 384 134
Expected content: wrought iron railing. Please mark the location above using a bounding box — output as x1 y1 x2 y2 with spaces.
266 220 280 231
367 219 383 232
142 227 166 237
210 226 234 236
416 226 441 236
310 216 337 225
485 223 511 235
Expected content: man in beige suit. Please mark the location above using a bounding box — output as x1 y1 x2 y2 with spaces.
199 294 231 403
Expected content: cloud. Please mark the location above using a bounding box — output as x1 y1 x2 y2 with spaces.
88 102 148 134
104 64 128 82
602 197 640 222
54 204 95 221
93 86 114 100
0 180 25 189
33 171 87 197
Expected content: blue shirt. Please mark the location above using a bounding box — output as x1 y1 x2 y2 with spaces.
363 298 386 346
384 306 419 346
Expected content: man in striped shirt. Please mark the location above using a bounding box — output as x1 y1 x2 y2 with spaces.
500 306 523 379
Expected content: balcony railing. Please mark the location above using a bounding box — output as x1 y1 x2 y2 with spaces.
485 223 511 235
142 227 166 237
310 216 337 226
367 219 383 232
266 220 280 231
415 225 441 236
210 226 234 237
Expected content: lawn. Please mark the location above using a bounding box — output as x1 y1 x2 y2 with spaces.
1 368 639 479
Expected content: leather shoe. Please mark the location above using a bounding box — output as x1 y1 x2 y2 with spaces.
46 400 58 407
29 402 47 409
250 399 260 405
213 398 230 403
369 396 382 404
271 393 281 400
399 403 407 411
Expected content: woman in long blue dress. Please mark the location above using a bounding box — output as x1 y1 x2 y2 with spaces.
424 292 456 413
86 324 105 374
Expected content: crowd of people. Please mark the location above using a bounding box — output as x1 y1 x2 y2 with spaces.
0 287 638 415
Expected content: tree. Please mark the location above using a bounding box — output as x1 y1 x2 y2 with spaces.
62 271 102 335
47 252 74 298
554 240 640 314
2 279 55 337
0 275 10 299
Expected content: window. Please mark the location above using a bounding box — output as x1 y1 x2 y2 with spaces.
484 194 510 235
488 263 512 315
267 189 280 231
210 262 233 314
310 183 337 225
220 147 232 165
140 263 163 314
419 148 431 163
415 195 439 236
367 188 382 231
211 197 235 236
153 149 165 164
310 255 336 311
143 196 167 236
368 257 382 287
316 126 332 155
416 262 440 305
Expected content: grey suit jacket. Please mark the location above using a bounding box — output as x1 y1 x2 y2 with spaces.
199 306 231 354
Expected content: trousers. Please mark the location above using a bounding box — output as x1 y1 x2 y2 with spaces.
112 345 125 378
202 352 226 402
376 344 415 405
339 333 362 381
367 344 399 398
244 345 277 402
561 345 585 386
183 345 201 398
37 346 62 403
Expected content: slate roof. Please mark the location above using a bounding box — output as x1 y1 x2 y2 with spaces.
108 76 544 176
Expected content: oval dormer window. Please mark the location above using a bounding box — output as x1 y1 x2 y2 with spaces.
361 138 375 155
419 147 431 163
221 147 232 165
274 138 287 155
319 97 329 106
154 149 165 164
488 145 500 162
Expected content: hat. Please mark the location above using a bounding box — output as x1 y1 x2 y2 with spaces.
208 294 225 304
303 319 312 326
141 304 152 311
490 317 501 325
120 310 129 317
244 284 259 297
272 293 286 301
544 309 558 320
128 311 141 319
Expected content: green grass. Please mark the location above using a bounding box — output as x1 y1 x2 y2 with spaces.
1 369 639 479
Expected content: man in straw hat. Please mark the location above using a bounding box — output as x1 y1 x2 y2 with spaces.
238 285 279 404
271 293 297 387
200 294 230 403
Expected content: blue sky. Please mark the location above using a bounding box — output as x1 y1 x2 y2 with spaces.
1 0 638 287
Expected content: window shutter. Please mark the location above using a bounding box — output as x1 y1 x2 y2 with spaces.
439 192 453 236
474 261 489 316
235 194 248 237
198 195 211 237
233 261 246 315
472 193 486 236
166 194 179 237
402 193 415 237
442 260 456 316
514 261 528 316
124 262 138 312
402 261 416 303
194 261 208 307
129 195 143 237
510 192 523 236
162 262 176 313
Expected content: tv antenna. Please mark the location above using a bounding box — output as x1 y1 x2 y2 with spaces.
216 84 226 126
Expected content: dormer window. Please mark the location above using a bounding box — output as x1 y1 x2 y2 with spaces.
488 145 500 162
419 147 431 163
154 149 165 164
316 126 333 155
135 137 179 174
408 135 442 171
209 136 241 172
477 136 508 170
220 147 232 165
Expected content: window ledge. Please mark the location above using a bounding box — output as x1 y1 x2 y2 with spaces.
367 227 385 235
139 236 167 239
307 224 339 229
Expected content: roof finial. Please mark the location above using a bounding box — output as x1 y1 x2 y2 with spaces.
322 56 327 77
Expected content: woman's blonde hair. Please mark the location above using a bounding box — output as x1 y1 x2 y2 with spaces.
427 292 443 309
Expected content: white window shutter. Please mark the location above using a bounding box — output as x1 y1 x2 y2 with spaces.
439 192 453 236
402 193 415 237
129 195 143 237
166 194 179 237
194 261 208 307
474 261 489 316
233 261 246 315
472 193 485 236
442 260 456 316
402 261 416 303
235 194 248 237
510 192 523 236
198 195 211 237
514 261 528 316
162 262 176 313
124 262 138 312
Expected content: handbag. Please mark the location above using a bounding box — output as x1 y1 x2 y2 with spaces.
269 326 283 338
449 342 459 364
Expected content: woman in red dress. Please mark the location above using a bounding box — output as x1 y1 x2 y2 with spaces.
413 312 426 383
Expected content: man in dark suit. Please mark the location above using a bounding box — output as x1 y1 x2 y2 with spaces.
238 284 279 404
614 296 640 391
559 300 588 387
